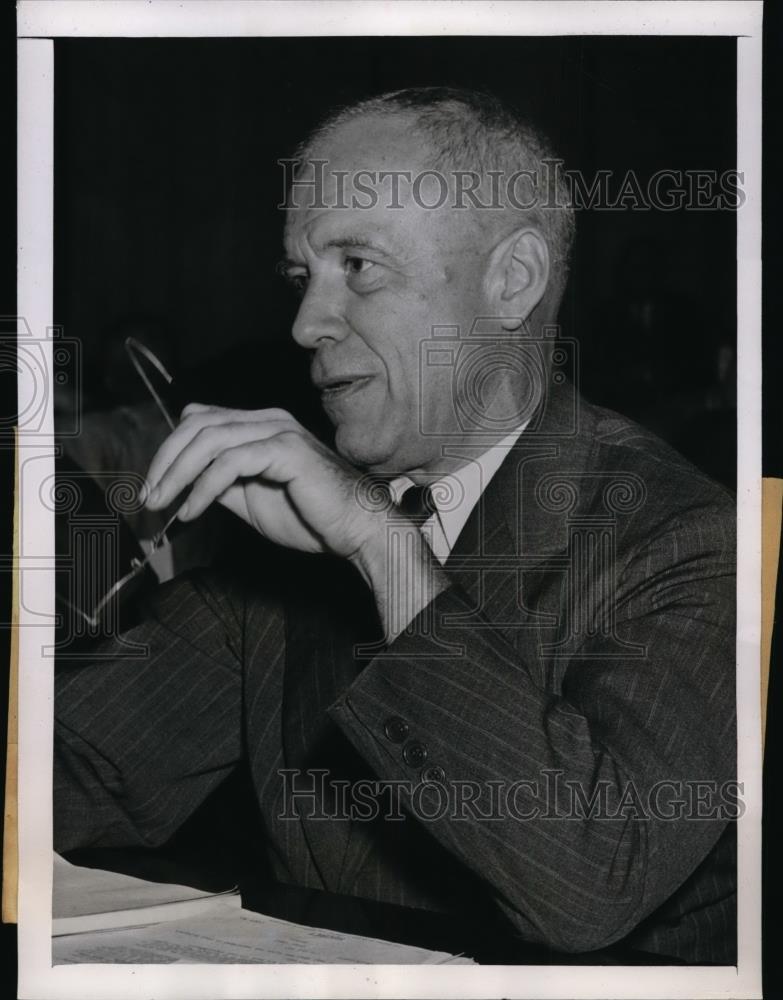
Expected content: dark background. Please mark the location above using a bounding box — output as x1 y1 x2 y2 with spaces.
53 36 738 487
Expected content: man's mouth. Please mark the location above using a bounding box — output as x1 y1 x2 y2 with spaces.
316 375 374 400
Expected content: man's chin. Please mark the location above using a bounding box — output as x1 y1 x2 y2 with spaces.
334 424 416 474
334 428 390 471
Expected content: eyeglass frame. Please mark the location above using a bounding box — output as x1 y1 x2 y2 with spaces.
58 337 188 629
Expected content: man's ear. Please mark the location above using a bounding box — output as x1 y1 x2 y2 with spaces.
485 227 551 330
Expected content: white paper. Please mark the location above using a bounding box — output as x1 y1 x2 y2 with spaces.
51 855 474 965
53 895 474 965
52 853 236 922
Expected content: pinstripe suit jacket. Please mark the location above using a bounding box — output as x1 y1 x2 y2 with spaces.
55 385 737 963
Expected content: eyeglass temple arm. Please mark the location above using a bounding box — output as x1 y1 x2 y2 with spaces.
66 507 181 627
124 336 179 431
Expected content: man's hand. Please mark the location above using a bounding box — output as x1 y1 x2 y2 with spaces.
144 403 449 639
145 403 384 560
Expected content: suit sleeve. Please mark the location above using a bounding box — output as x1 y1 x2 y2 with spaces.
54 571 248 852
327 507 737 952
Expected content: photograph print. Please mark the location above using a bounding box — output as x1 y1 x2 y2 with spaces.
25 14 751 992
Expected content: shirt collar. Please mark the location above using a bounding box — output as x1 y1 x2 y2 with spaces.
389 421 528 556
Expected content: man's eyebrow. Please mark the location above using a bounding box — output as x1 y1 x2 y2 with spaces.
320 235 395 258
277 235 398 275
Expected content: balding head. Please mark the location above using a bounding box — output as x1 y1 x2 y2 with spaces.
292 87 575 306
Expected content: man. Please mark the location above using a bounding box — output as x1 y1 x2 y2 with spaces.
55 88 736 963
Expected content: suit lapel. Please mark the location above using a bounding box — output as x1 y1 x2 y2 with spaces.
444 383 593 643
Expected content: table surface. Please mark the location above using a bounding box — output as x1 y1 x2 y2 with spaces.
63 845 683 966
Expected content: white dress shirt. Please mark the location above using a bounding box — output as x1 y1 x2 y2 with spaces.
389 423 528 564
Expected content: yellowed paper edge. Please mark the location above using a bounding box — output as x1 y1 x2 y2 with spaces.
762 477 783 750
2 430 19 923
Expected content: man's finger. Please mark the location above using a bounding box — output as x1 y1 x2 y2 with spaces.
146 405 233 493
147 420 296 510
146 408 298 500
178 438 294 520
179 402 212 418
180 403 294 422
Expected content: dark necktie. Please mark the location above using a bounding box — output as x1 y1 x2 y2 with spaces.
398 483 437 524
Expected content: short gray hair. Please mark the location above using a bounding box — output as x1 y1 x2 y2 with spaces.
295 86 576 301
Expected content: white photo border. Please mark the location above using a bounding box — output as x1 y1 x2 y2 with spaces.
15 2 763 998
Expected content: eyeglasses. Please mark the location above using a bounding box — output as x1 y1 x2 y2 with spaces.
57 338 189 633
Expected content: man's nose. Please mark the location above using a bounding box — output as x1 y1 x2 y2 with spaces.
291 283 350 349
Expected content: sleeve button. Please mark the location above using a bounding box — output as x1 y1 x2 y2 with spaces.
383 716 410 743
421 765 445 783
402 741 428 767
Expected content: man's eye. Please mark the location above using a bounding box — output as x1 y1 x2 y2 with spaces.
287 272 309 295
344 256 375 277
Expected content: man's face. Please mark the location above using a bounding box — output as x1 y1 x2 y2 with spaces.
282 115 491 474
